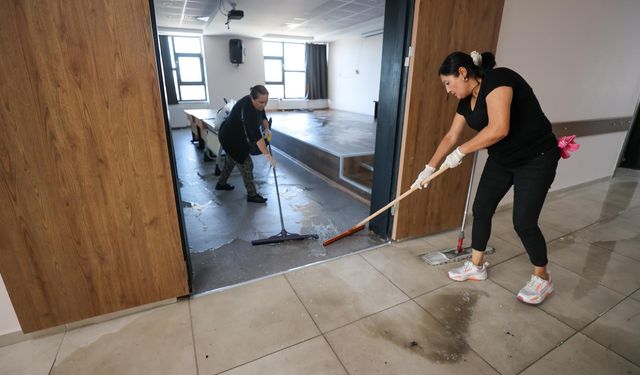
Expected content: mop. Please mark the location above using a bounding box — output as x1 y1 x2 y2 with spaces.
252 123 319 246
421 153 494 265
323 167 450 246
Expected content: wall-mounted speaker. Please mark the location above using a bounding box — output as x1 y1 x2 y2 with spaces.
229 39 244 64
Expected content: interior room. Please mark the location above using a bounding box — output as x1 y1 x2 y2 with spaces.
154 0 389 292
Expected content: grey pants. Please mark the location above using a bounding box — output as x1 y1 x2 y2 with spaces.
218 155 257 196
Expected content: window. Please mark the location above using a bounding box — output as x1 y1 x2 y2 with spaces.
263 42 306 99
167 36 207 102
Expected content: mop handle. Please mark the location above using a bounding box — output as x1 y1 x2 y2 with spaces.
267 143 286 231
264 118 286 230
355 167 449 227
456 153 477 251
460 152 478 231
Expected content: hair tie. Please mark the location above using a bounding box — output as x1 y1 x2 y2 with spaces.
470 51 482 66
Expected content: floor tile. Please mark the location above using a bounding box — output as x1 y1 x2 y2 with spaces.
491 210 567 249
589 177 640 213
548 237 640 295
219 337 346 375
286 255 408 332
51 302 196 375
190 275 319 375
489 254 625 330
429 235 525 268
361 245 451 298
325 300 499 375
388 236 432 255
545 178 637 219
619 205 640 222
537 205 594 237
583 297 640 367
415 280 575 375
392 212 526 266
632 289 640 302
520 333 640 375
543 193 613 228
571 215 640 261
0 332 63 375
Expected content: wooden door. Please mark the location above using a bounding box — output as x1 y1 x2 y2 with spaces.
393 0 504 239
0 0 189 332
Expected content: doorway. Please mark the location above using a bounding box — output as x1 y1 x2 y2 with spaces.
151 1 412 293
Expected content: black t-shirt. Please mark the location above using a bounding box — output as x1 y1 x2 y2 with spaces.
218 95 267 162
456 67 556 167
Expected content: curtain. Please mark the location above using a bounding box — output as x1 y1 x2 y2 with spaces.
159 35 178 105
305 43 328 100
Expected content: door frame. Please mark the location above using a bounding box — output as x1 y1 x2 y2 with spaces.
149 0 194 293
369 0 415 239
619 98 640 169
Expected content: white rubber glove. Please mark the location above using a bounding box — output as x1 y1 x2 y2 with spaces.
440 147 466 170
265 154 277 168
411 164 436 189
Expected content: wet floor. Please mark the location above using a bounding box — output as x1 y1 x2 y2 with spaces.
269 110 376 157
3 168 640 375
172 125 384 293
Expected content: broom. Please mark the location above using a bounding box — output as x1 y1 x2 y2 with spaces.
323 167 449 246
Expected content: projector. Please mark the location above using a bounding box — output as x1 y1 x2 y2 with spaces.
228 9 244 20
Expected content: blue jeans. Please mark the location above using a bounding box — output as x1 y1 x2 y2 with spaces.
471 147 560 266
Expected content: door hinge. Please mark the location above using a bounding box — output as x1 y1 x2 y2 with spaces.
390 202 399 216
404 46 413 67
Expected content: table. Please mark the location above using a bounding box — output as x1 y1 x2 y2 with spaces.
184 109 218 149
184 109 225 174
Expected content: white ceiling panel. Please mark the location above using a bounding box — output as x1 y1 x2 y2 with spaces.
154 0 386 41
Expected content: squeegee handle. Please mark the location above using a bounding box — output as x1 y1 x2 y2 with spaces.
356 167 449 227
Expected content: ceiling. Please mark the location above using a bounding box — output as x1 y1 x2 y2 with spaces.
153 0 386 41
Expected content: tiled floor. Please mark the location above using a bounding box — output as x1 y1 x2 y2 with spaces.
2 168 639 375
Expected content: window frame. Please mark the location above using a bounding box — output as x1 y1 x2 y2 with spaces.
263 41 306 99
169 36 207 102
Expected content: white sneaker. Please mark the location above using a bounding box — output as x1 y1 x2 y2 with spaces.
517 275 553 304
448 261 488 281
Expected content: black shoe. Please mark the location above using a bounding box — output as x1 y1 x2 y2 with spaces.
215 183 234 191
247 194 267 203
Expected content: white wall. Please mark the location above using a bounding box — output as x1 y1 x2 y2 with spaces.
328 34 383 115
0 275 21 335
168 34 383 126
168 102 210 129
469 0 640 207
165 35 266 128
497 0 640 122
203 35 266 112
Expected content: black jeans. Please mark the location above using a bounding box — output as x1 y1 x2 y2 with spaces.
471 147 560 267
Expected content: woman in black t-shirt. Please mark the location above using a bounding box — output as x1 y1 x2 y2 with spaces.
412 51 560 305
216 85 276 204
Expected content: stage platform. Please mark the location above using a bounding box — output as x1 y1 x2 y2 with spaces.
268 109 376 199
